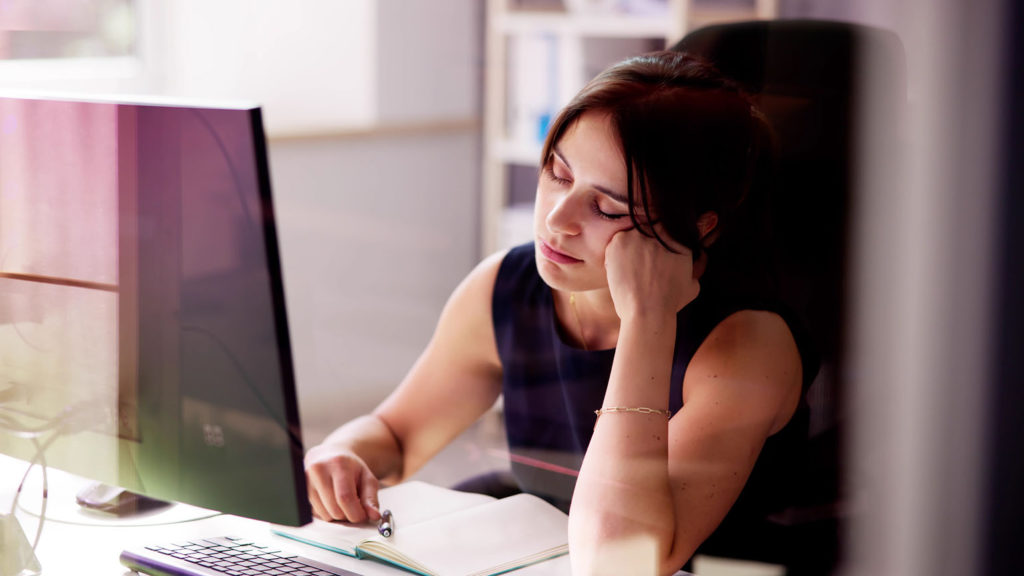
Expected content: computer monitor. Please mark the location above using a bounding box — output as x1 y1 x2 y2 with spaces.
0 93 312 527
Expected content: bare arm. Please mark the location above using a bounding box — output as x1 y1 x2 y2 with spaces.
305 251 506 522
569 231 803 575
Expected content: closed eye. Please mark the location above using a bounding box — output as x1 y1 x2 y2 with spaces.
591 199 627 220
542 164 571 186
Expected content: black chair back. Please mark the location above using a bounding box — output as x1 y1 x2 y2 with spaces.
673 20 907 573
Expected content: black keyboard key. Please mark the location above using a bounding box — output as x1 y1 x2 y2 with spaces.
120 536 363 576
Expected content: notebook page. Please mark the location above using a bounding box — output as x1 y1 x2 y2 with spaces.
359 493 568 576
273 481 495 556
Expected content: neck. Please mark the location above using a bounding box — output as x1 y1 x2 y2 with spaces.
559 288 620 351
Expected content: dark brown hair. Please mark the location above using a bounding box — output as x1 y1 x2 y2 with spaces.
540 50 774 258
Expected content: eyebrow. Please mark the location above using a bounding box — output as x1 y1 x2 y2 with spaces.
552 146 629 204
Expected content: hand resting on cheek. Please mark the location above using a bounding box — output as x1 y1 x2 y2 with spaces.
603 227 702 322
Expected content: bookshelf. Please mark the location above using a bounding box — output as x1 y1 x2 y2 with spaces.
481 0 777 255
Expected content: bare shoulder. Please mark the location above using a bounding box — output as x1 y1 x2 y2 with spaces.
682 309 803 435
456 249 508 301
698 309 799 355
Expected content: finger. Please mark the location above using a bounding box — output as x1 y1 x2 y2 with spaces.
360 471 381 522
308 465 347 520
604 227 635 260
332 473 368 523
307 486 330 521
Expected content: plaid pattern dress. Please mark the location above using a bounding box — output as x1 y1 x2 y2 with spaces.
491 243 817 558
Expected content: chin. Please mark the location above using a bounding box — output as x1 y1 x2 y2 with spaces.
533 251 604 293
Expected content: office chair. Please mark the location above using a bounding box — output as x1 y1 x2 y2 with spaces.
672 19 907 574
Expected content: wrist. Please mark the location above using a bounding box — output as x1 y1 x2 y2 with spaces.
616 313 677 359
618 307 677 330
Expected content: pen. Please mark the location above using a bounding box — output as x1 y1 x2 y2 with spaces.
377 509 394 538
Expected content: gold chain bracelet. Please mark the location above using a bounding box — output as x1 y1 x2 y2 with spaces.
594 406 672 419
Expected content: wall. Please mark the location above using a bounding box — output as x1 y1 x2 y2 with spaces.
375 0 483 126
156 0 485 441
159 0 379 134
270 127 481 442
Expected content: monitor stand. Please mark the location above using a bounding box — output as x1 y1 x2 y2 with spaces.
74 482 171 517
14 465 219 526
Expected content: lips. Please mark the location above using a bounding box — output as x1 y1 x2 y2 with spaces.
539 240 583 264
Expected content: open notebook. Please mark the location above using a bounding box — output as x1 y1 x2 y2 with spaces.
272 481 569 576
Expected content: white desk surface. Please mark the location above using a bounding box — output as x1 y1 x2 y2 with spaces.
1 454 703 576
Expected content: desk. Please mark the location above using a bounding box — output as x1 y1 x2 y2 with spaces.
0 454 596 576
0 454 582 576
0 454 712 576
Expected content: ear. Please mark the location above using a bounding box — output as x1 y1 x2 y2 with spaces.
697 211 719 245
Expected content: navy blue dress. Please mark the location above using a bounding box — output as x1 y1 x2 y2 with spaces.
491 242 817 557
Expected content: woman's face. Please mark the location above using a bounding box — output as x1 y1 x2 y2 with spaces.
534 112 635 293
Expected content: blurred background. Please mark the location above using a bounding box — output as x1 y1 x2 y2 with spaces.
1 0 1019 574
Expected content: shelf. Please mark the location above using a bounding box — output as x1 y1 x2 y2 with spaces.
690 7 762 29
498 202 536 251
495 11 675 38
481 0 777 255
493 139 544 166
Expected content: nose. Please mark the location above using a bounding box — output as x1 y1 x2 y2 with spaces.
545 191 583 236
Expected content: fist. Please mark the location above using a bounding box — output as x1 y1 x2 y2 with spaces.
604 228 701 321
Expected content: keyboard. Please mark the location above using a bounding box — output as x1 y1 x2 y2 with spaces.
120 535 362 576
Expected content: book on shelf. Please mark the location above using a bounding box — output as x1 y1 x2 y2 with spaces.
272 480 569 576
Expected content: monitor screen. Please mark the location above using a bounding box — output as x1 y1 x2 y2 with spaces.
0 94 312 527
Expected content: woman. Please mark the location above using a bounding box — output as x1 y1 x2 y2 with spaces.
304 51 816 574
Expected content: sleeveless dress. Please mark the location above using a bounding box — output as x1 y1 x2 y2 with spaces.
491 242 818 561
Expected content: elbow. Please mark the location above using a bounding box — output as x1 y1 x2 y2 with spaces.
568 510 693 576
661 544 698 576
568 534 693 576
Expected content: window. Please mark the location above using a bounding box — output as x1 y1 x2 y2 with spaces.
0 0 135 60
